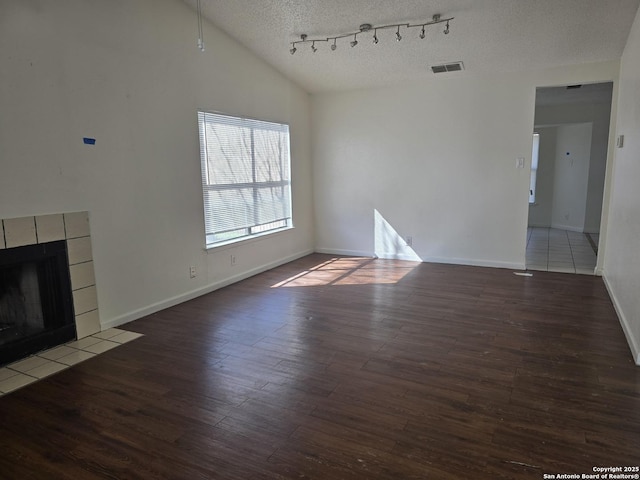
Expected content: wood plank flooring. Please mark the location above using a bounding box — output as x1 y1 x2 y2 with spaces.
1 254 639 479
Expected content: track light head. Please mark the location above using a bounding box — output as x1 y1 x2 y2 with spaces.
419 26 426 39
373 29 378 44
290 46 296 55
331 39 337 51
351 34 358 47
396 26 402 41
311 41 317 52
196 0 205 52
444 21 450 34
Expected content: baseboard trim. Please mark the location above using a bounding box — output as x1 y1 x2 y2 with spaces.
422 256 525 271
314 248 524 270
101 249 314 330
314 248 375 258
550 223 584 233
373 252 422 262
602 273 640 366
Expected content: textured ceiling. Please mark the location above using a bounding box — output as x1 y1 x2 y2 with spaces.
182 0 640 93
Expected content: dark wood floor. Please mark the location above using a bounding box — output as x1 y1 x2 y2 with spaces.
1 254 639 479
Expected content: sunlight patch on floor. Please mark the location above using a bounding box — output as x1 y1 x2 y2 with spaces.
271 257 417 288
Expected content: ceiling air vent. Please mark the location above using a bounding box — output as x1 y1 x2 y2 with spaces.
431 61 464 74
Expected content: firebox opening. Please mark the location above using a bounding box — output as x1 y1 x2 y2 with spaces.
0 240 76 366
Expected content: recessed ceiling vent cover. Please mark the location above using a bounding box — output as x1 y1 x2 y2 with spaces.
431 61 464 74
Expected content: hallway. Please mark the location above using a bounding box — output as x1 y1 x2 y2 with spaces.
526 227 598 274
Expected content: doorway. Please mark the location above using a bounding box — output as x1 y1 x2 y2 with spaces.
526 82 613 274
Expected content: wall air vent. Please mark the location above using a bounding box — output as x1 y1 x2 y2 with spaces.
431 61 464 74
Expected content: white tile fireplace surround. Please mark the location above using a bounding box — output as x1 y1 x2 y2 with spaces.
0 211 101 340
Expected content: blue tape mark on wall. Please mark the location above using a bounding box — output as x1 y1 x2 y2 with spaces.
83 137 96 145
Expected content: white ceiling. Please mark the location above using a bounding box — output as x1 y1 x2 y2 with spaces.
182 0 640 93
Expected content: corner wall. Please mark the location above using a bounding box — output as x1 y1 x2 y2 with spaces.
533 99 613 234
0 0 314 328
603 7 640 365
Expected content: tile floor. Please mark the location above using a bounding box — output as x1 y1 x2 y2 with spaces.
526 227 599 275
0 328 143 396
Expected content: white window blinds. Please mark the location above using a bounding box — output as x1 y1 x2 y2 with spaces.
197 112 293 247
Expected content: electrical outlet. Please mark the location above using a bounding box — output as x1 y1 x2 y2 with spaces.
189 265 196 278
230 254 236 266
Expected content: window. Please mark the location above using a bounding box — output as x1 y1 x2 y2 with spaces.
529 133 540 204
197 112 292 247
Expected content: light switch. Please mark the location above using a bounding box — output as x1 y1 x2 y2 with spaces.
516 157 525 169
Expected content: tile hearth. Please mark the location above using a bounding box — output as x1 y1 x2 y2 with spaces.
0 327 143 395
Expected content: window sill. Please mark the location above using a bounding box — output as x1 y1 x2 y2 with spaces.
204 226 295 253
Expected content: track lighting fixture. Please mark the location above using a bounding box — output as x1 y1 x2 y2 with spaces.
288 14 453 55
196 0 205 51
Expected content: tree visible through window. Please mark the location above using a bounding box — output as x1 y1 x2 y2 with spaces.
197 112 292 247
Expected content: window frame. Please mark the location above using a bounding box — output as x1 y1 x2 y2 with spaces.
197 111 293 249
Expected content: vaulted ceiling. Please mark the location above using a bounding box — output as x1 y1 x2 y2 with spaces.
182 0 640 93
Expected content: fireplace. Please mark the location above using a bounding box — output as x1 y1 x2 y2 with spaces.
0 212 101 366
0 241 75 366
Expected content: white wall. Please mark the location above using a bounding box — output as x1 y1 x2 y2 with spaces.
0 0 314 327
312 62 619 269
528 127 557 227
603 7 640 365
550 123 593 232
584 104 613 233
